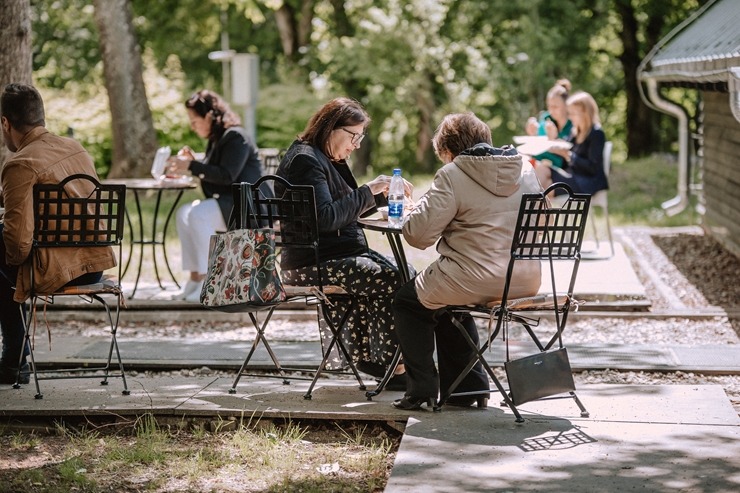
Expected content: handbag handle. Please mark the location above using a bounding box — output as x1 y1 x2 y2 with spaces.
229 184 262 230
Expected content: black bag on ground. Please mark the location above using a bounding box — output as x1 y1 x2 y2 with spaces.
504 347 576 405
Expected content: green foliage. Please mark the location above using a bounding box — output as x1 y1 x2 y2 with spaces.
255 83 326 150
608 153 702 226
28 0 712 176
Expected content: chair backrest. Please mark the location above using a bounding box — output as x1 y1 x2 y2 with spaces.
603 141 613 176
33 174 126 249
230 175 318 249
231 175 325 288
258 148 282 176
500 182 591 309
510 183 591 263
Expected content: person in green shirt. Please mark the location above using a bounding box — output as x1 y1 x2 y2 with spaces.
525 79 573 168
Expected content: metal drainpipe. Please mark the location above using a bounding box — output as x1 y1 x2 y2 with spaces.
643 78 690 216
730 68 740 124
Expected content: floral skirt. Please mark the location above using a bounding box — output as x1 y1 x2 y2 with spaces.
281 250 413 370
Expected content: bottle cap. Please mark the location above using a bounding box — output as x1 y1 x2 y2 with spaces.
393 168 401 174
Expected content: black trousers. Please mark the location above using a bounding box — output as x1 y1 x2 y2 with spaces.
393 279 489 399
0 223 102 370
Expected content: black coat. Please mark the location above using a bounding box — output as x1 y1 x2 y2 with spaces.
189 126 262 222
553 126 609 195
276 140 385 270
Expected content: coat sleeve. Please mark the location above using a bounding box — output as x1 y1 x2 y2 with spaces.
402 168 457 249
568 128 605 176
189 130 251 185
283 153 375 233
1 162 35 266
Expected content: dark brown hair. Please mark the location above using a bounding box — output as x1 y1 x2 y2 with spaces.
432 112 492 159
185 89 240 142
1 83 46 130
299 97 370 158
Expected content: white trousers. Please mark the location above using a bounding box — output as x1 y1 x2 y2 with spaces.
176 198 226 275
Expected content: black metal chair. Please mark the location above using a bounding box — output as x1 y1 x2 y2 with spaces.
438 182 591 422
14 174 128 399
226 175 366 399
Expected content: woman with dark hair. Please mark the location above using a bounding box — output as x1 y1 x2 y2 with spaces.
167 89 263 301
275 97 412 387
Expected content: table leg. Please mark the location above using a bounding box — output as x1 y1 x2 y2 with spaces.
150 190 165 289
366 230 409 399
121 206 134 280
159 190 185 289
129 190 146 299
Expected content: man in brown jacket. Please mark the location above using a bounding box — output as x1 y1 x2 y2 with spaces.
0 83 116 384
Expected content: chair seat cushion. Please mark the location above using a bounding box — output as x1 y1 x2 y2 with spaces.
283 284 349 298
52 278 121 296
482 293 570 310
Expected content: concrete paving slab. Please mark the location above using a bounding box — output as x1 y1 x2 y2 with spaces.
386 384 740 493
27 334 740 375
2 377 738 493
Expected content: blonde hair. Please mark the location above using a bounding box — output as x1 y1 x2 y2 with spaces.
567 91 600 143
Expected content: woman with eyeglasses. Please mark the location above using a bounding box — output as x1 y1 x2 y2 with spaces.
167 89 263 301
275 97 413 389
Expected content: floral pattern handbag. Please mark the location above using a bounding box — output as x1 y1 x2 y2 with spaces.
200 186 286 312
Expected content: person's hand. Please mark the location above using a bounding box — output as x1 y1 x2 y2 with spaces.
366 175 391 195
525 117 539 136
402 178 414 198
548 146 571 159
544 120 558 140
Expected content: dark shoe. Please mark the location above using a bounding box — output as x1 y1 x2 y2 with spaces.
356 361 386 378
446 394 489 408
383 373 406 392
392 395 435 411
0 363 30 385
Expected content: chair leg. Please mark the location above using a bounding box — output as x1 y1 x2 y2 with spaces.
14 301 43 399
604 206 615 258
304 299 365 400
94 294 129 395
365 347 402 400
229 308 289 394
439 313 524 422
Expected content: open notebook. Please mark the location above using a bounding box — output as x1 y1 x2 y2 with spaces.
513 135 572 157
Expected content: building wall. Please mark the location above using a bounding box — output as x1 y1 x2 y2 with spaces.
702 90 740 258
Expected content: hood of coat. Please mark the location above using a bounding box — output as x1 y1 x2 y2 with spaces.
452 143 523 197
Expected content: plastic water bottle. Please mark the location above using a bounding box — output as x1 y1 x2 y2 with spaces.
387 168 404 228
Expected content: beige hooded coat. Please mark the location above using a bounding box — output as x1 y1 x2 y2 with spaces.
403 148 543 310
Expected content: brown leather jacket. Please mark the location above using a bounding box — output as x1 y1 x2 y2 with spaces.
1 126 116 302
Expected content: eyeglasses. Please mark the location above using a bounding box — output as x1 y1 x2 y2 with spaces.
338 127 366 145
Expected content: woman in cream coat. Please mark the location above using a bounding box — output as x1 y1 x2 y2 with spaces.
392 112 543 410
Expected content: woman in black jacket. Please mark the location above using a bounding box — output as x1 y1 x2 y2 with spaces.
167 90 262 301
276 97 412 386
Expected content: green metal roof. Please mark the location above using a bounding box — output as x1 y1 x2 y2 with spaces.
640 0 740 83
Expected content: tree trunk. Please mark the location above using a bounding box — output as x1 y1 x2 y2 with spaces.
0 0 32 168
274 1 315 60
93 0 157 178
615 0 659 158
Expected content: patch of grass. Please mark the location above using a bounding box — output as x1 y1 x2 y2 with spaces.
608 154 701 227
0 417 400 493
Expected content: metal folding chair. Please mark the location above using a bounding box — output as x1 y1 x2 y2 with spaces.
14 174 128 399
227 175 366 399
438 182 591 422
